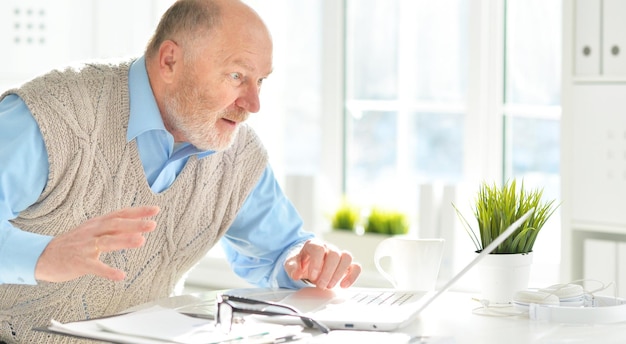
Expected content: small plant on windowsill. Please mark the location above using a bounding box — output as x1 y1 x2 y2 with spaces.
330 199 360 232
452 179 559 254
364 207 410 236
325 204 408 271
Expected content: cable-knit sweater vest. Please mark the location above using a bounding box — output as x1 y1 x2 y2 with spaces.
0 60 268 343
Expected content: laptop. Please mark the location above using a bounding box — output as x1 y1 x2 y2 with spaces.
227 208 534 331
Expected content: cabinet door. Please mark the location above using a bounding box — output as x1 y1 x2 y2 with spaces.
603 0 626 76
584 239 616 296
618 242 626 296
570 84 626 225
574 0 601 76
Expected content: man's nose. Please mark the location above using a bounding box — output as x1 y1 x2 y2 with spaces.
235 84 261 113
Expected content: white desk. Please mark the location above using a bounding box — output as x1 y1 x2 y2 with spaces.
128 289 626 344
412 291 626 343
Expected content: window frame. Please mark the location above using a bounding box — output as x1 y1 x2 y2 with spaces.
324 0 561 289
324 0 507 194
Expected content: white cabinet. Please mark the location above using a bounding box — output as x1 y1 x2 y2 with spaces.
561 0 626 284
583 239 616 295
583 239 626 296
574 0 626 77
603 0 626 75
574 0 601 75
618 242 626 296
569 84 626 226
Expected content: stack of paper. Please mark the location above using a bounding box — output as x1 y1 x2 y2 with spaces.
43 306 310 344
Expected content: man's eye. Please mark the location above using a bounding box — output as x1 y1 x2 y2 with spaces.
230 72 241 80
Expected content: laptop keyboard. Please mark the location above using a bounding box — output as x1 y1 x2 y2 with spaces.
349 291 414 306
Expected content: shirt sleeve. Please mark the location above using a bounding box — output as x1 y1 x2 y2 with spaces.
0 94 53 285
220 166 315 289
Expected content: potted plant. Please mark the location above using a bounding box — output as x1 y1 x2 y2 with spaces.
365 207 410 236
454 179 558 254
453 179 559 303
323 199 367 267
324 202 410 276
330 200 360 232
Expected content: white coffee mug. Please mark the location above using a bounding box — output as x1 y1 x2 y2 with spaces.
374 237 445 291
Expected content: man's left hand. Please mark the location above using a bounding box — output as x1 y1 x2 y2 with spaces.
284 239 361 289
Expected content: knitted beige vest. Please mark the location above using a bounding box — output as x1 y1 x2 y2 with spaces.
0 60 268 343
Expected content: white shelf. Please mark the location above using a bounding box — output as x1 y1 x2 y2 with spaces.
572 77 626 84
572 223 626 236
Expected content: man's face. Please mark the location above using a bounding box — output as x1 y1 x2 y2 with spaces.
162 21 273 151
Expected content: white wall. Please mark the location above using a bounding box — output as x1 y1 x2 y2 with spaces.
0 0 169 88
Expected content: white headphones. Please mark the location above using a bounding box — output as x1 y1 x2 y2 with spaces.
513 283 584 308
512 283 626 324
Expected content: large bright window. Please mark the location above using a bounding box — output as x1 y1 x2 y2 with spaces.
503 0 562 276
247 0 562 288
344 0 468 212
340 0 562 284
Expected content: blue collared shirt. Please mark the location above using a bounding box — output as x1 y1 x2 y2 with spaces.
0 57 313 288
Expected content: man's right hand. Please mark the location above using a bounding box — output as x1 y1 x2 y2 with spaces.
34 206 160 283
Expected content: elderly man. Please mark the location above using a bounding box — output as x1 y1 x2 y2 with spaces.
0 0 360 342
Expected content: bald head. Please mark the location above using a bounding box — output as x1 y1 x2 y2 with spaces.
145 0 270 60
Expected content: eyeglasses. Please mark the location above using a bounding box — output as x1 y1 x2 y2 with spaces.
216 294 330 334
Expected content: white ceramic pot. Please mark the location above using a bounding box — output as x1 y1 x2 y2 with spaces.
477 252 533 304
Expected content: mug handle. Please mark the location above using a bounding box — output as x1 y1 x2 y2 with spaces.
374 237 397 288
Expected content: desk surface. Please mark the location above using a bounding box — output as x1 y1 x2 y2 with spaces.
415 292 626 344
127 289 626 344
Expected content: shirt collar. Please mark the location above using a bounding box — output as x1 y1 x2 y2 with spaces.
127 56 167 142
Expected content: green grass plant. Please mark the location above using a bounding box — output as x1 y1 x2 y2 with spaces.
365 207 409 235
331 200 360 231
453 179 559 254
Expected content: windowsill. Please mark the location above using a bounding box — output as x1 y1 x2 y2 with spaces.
183 245 392 292
183 243 561 294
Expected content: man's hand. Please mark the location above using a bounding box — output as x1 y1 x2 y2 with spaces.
284 239 361 289
34 206 160 283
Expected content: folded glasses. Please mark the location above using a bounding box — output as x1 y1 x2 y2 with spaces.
215 294 330 334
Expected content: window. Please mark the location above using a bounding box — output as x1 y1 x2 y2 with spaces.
247 0 562 288
344 0 468 211
503 0 562 276
340 0 562 285
244 0 323 179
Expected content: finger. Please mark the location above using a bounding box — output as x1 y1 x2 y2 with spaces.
339 263 362 288
89 260 127 281
101 206 160 220
103 206 160 225
285 252 307 281
313 249 342 289
301 241 326 282
91 216 157 237
94 233 147 254
324 252 354 289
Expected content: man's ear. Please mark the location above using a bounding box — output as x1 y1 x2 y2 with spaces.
158 40 180 84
